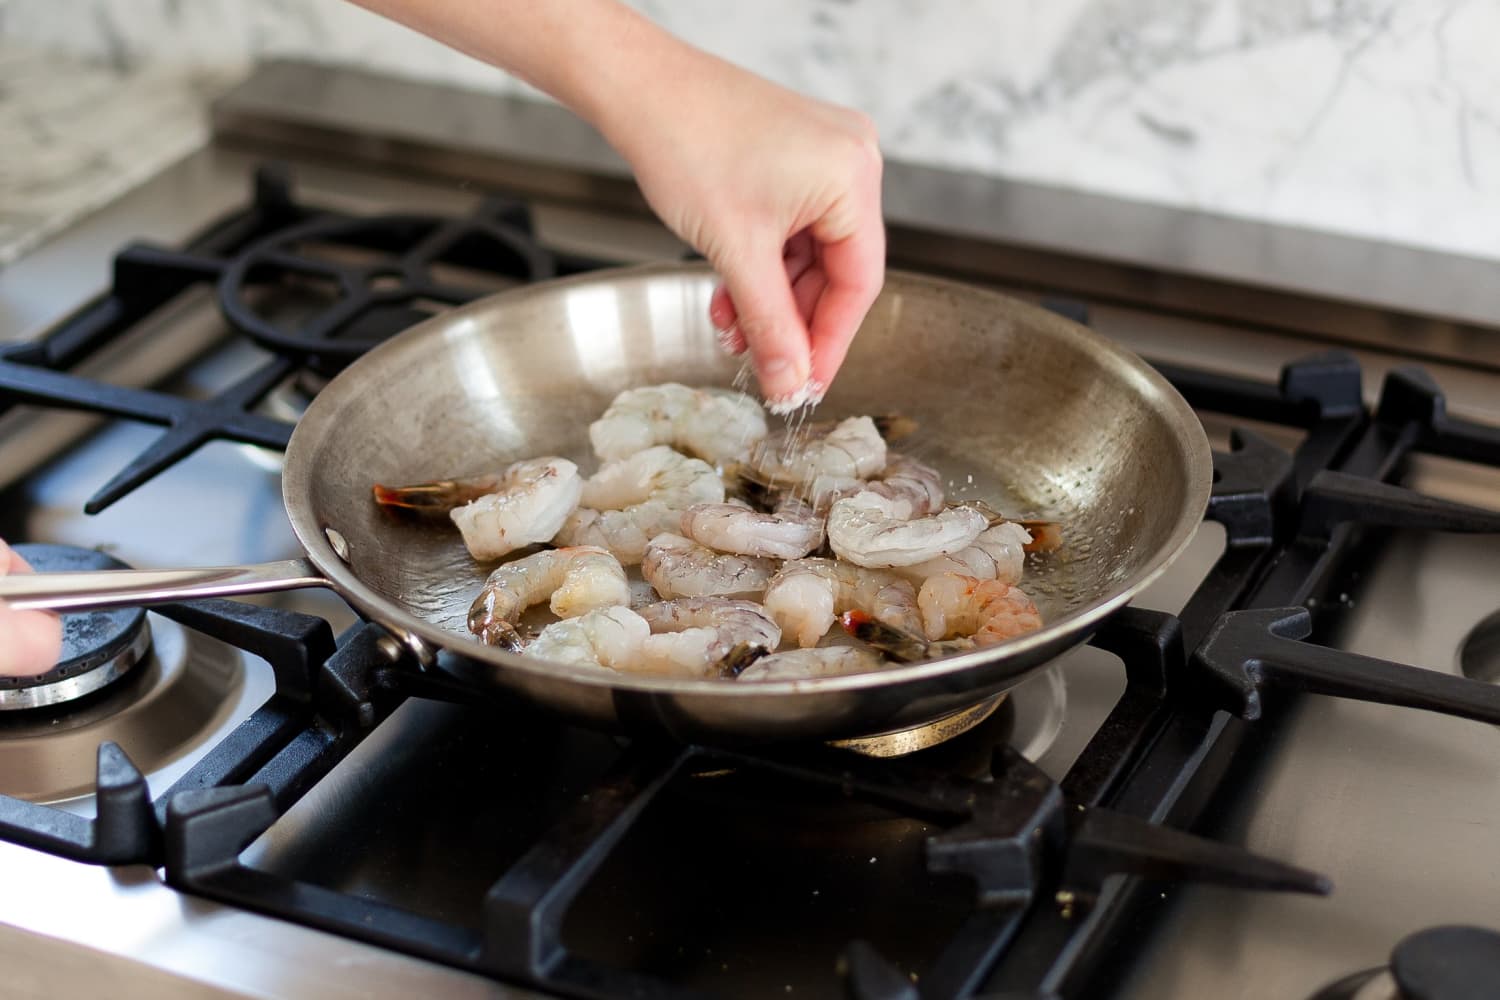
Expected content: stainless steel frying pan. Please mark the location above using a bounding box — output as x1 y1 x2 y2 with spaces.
1 263 1212 742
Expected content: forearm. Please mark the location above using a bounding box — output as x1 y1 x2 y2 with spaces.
349 0 700 152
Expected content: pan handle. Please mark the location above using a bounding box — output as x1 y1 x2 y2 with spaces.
0 558 328 613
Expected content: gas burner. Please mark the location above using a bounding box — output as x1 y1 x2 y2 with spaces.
1 545 152 710
832 660 1066 762
0 611 249 804
217 205 554 370
1309 925 1500 1000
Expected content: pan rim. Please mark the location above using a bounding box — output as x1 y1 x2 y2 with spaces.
284 262 1212 698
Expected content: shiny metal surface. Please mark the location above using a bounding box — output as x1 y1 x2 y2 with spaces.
0 621 151 711
0 615 243 802
278 262 1210 742
830 693 1006 757
1118 466 1500 998
0 558 325 612
0 847 531 1000
4 263 1212 743
8 67 1500 995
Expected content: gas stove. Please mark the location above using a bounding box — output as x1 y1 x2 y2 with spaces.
3 62 1500 1000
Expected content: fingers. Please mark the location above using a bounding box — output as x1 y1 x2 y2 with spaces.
713 236 813 401
0 541 62 677
710 230 818 359
805 213 885 389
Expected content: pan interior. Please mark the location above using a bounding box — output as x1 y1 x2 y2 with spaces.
288 265 1207 679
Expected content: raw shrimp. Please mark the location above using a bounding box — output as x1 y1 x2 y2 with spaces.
638 598 781 648
556 446 725 564
840 610 974 663
827 492 987 568
917 573 1044 645
679 495 824 560
894 522 1031 586
631 598 782 677
736 646 887 681
800 452 945 518
641 533 779 599
762 557 924 648
374 457 581 561
747 415 886 487
467 546 629 647
525 606 649 670
590 383 768 465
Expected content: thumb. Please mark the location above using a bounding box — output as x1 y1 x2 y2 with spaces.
0 540 62 677
0 601 61 677
715 239 812 402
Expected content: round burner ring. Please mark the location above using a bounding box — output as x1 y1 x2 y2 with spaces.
3 544 153 711
217 211 555 363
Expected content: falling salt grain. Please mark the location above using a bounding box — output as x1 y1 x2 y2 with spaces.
869 856 877 864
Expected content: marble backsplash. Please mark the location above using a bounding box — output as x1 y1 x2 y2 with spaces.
4 0 1499 263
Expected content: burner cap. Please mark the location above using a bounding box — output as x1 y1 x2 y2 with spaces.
2 544 151 710
1392 925 1500 1000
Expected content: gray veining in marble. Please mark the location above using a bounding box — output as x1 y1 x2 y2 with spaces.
0 46 237 266
3 0 1500 264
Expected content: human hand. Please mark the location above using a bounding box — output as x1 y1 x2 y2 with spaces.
601 50 885 408
0 540 62 676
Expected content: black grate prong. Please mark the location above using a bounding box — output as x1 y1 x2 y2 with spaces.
165 784 279 882
480 748 686 979
1207 429 1295 545
1278 350 1363 419
1064 806 1330 896
93 741 161 863
1088 607 1185 696
0 741 159 865
1198 607 1500 725
1300 468 1500 541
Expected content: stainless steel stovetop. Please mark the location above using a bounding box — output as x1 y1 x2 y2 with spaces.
3 62 1500 1000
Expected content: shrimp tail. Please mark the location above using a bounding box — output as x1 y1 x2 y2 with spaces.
871 414 919 442
1018 520 1063 553
373 475 503 515
466 591 523 649
717 641 771 678
954 499 1064 555
841 610 976 662
839 610 930 663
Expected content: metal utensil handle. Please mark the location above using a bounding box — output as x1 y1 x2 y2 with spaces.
0 558 327 613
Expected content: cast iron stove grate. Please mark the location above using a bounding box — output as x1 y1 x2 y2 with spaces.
0 164 617 513
5 171 1500 998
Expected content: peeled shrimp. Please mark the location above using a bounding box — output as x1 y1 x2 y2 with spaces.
762 557 924 648
827 492 987 568
631 598 782 677
374 457 581 561
556 446 725 564
590 383 768 465
895 521 1031 586
796 452 943 519
526 605 649 670
467 546 629 647
737 646 887 681
640 532 778 599
679 495 824 560
917 573 1044 645
747 415 886 486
